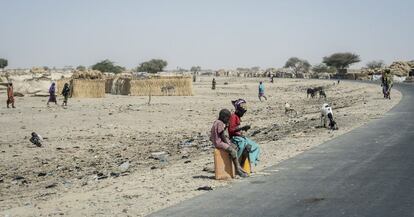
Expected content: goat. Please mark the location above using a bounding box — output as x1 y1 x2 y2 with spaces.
161 86 175 95
320 103 338 130
307 88 316 98
319 90 326 98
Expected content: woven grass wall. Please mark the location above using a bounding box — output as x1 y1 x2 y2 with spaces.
71 79 105 98
130 76 193 96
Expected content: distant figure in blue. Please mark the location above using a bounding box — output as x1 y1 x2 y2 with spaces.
258 81 267 101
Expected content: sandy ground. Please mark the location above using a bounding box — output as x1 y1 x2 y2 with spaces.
0 77 401 217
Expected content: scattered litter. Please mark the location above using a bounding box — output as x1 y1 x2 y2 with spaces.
96 173 108 180
13 176 25 181
151 151 168 160
110 172 120 177
197 186 213 191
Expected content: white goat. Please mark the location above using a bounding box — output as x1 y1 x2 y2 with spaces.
320 103 337 129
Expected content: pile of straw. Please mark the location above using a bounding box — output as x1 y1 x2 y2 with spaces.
130 76 192 96
72 70 103 79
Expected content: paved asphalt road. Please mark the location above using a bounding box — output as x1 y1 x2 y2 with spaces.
150 82 414 217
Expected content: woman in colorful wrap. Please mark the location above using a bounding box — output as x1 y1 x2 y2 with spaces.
47 82 57 105
7 82 15 108
228 99 260 169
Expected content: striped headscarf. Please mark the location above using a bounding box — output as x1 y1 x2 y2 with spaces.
231 99 247 112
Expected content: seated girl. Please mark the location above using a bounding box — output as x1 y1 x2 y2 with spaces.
228 99 260 168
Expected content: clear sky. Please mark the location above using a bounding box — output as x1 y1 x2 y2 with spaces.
1 0 413 70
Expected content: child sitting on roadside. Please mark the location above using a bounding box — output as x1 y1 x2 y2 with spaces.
210 109 248 178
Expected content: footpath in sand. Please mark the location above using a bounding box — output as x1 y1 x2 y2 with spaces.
0 77 401 216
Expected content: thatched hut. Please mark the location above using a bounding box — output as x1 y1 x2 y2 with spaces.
130 76 192 96
57 70 106 98
71 79 105 98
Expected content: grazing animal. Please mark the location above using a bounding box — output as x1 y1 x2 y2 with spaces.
161 86 175 95
314 86 324 92
319 90 326 98
320 103 338 130
307 88 316 98
285 102 298 117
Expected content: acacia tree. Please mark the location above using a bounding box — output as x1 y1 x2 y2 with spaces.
190 66 201 74
92 59 124 74
0 58 8 72
312 63 336 73
76 65 86 71
323 52 360 71
284 57 311 74
137 59 168 73
366 60 385 69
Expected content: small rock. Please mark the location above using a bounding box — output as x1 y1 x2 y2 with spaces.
184 160 191 164
110 172 120 177
118 162 130 172
150 166 157 170
45 183 57 189
13 176 25 181
38 172 47 177
151 151 167 160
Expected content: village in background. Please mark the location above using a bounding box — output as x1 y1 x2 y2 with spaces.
0 55 413 98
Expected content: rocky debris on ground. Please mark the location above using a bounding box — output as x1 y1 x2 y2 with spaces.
118 161 130 172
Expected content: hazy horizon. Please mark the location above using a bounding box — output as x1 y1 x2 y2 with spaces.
1 0 413 70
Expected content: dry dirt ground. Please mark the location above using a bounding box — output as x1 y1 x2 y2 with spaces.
0 77 401 217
